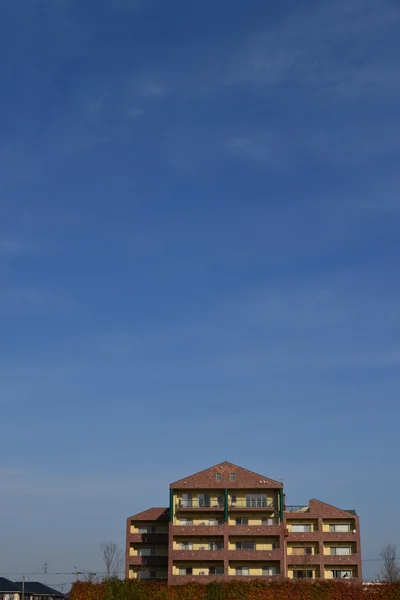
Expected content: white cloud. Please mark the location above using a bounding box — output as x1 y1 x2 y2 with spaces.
220 0 400 100
127 107 144 119
134 80 164 98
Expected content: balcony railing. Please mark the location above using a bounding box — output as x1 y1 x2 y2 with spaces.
178 500 224 508
178 544 224 551
230 500 275 509
177 521 224 526
285 505 310 513
231 546 279 551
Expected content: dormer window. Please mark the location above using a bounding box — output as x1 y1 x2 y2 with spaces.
230 472 236 481
216 472 222 482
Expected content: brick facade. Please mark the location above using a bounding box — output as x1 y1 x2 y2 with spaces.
125 462 362 584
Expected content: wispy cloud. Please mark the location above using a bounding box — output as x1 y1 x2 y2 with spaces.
227 119 400 169
220 0 400 99
133 80 164 98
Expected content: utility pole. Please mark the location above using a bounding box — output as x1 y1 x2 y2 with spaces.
21 575 25 600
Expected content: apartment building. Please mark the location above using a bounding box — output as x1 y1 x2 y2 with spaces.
125 461 361 584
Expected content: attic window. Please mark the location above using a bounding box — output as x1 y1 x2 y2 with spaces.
230 472 236 481
216 473 222 482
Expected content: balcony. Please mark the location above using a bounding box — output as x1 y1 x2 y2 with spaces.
177 499 224 510
129 555 168 567
229 524 282 536
230 500 275 511
323 554 359 564
321 532 356 542
228 549 282 561
171 523 225 536
287 554 320 565
173 548 224 561
129 533 168 545
169 574 225 585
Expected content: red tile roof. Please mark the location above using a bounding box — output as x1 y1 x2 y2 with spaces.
170 461 283 489
285 499 358 518
128 507 169 521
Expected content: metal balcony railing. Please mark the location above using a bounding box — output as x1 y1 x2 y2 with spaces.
230 500 275 508
285 505 310 512
178 544 224 551
178 500 224 508
232 546 279 551
177 520 224 526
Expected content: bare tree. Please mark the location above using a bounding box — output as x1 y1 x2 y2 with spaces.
379 543 400 582
100 541 124 580
81 572 101 583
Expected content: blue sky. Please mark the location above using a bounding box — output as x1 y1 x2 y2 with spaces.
0 0 399 588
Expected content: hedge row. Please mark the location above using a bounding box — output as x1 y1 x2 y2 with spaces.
69 580 400 600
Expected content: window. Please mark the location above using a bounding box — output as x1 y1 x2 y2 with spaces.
291 524 312 532
216 472 222 482
179 567 193 576
198 493 210 507
332 570 352 579
236 567 249 576
236 541 255 550
235 518 249 526
262 517 277 526
294 570 313 579
209 566 224 575
138 526 156 533
209 518 223 526
330 547 351 556
138 548 156 556
329 524 350 533
180 493 192 508
246 493 268 508
230 472 236 481
179 542 193 550
179 518 193 526
209 542 223 550
139 570 151 580
231 494 237 504
263 567 278 576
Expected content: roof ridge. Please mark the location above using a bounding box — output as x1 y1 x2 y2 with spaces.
170 461 282 486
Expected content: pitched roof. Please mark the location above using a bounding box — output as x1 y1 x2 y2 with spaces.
0 578 20 592
15 582 64 597
128 507 169 521
285 499 358 518
170 461 283 489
